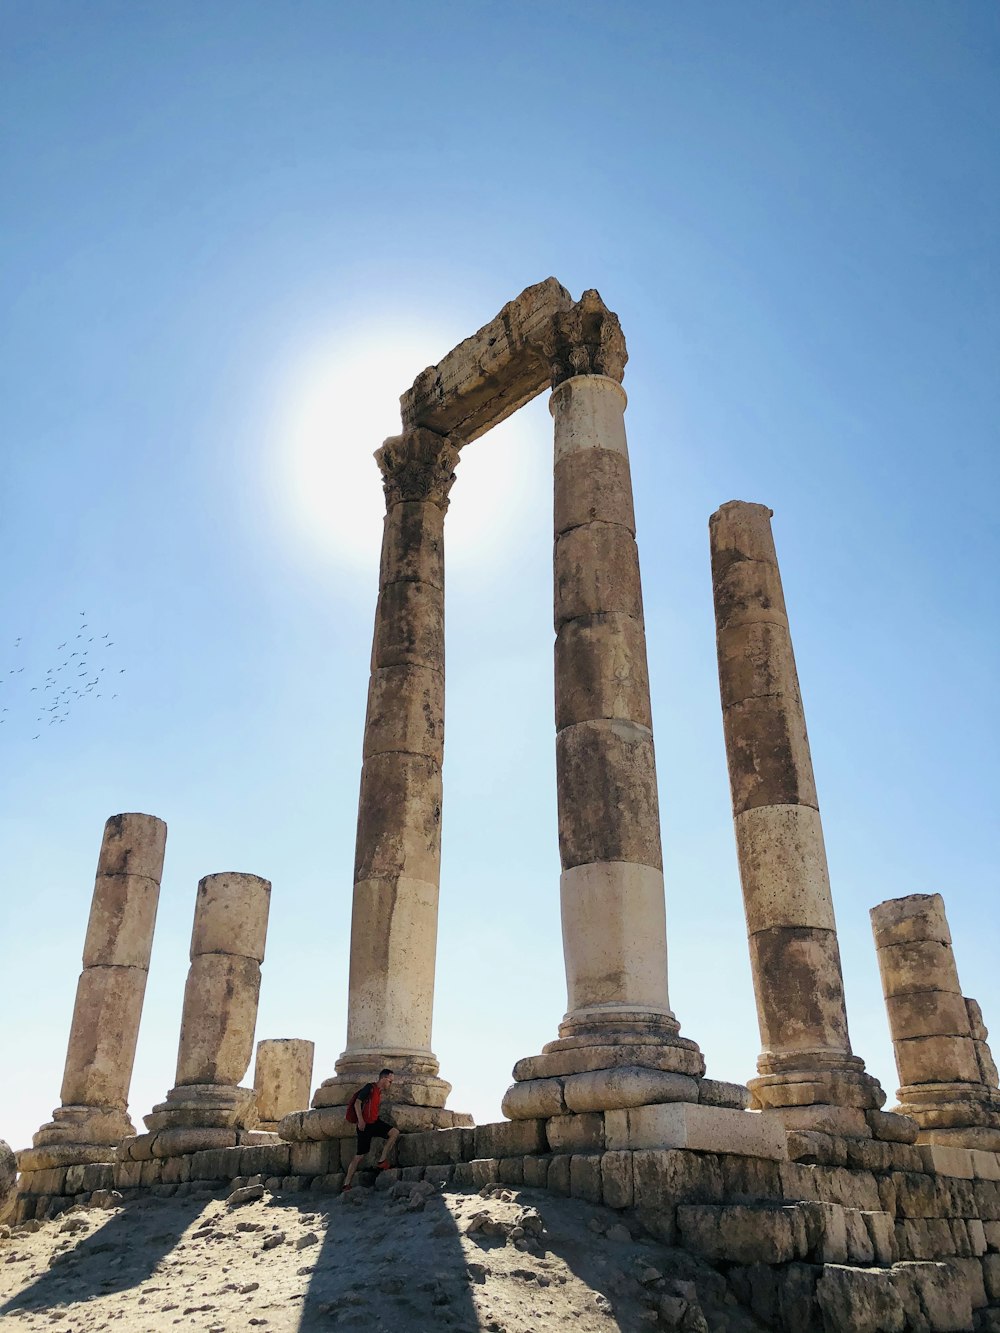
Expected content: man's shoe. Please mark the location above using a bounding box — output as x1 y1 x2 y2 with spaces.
376 1161 392 1171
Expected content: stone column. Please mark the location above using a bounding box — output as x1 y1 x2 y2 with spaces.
504 292 706 1120
871 893 1000 1149
710 501 883 1128
253 1039 315 1132
295 427 470 1138
139 872 273 1155
24 813 166 1168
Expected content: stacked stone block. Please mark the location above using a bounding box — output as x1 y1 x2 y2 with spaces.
120 871 276 1161
872 894 1000 1151
709 501 884 1130
506 290 711 1125
15 813 166 1215
253 1038 315 1132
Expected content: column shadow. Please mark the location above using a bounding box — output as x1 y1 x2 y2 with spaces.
291 1182 483 1331
0 1192 212 1317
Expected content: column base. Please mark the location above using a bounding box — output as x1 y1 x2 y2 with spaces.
143 1083 260 1133
503 1023 709 1120
312 1047 452 1110
893 1081 1000 1146
749 1050 885 1115
32 1104 135 1150
279 1102 473 1143
119 1125 279 1160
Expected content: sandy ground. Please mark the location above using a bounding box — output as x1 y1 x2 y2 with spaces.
0 1179 767 1331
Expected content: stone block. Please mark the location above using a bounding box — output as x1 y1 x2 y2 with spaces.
547 1155 571 1197
372 579 444 673
554 448 635 540
522 1156 549 1189
700 1078 751 1110
546 1114 605 1153
64 1165 87 1194
82 1163 114 1192
554 522 642 629
562 1065 697 1114
424 1164 453 1187
677 1203 807 1264
501 1078 566 1120
605 1102 787 1159
396 1127 473 1168
514 1039 704 1082
718 1153 784 1201
468 1159 499 1188
83 872 160 969
918 1145 975 1179
139 1159 163 1187
555 720 660 868
948 1256 987 1309
174 953 261 1087
806 1165 882 1212
633 1148 723 1208
867 1109 919 1144
379 500 444 590
289 1141 332 1176
354 753 441 885
160 1156 192 1186
190 1148 240 1181
114 1159 142 1189
846 1139 898 1173
876 938 962 999
239 1143 291 1177
252 1038 314 1126
788 1131 848 1167
600 1151 633 1209
896 1035 981 1087
844 1209 877 1265
887 990 973 1042
971 1151 1000 1181
982 1252 1000 1300
473 1120 546 1160
569 1154 602 1204
400 277 574 444
863 1211 898 1267
363 663 444 761
150 1127 239 1157
497 1157 523 1186
983 1221 1000 1251
554 611 650 731
815 1265 905 1332
798 1201 849 1263
767 1104 872 1140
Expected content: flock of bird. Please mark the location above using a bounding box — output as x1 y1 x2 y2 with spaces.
1 613 126 740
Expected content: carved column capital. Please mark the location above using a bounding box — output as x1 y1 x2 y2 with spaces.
543 289 628 388
375 428 460 510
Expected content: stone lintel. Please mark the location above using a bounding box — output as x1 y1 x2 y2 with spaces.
400 277 573 445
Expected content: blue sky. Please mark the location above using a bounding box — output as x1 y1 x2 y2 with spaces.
2 1 997 1152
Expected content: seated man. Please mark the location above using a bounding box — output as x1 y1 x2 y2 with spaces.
342 1068 400 1190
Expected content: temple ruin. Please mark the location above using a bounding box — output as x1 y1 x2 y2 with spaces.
5 280 1000 1332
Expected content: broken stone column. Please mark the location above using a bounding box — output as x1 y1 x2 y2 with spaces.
21 814 166 1172
871 893 1000 1149
135 872 274 1156
710 502 884 1132
289 427 470 1140
253 1039 315 1132
504 292 708 1121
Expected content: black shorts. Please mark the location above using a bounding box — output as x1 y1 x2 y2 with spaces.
356 1118 393 1154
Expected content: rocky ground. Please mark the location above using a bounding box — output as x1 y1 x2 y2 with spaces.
0 1179 766 1332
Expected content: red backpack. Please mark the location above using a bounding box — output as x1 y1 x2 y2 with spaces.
345 1083 376 1124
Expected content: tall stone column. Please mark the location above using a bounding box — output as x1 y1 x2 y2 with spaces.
710 501 883 1128
295 427 470 1138
24 813 166 1168
871 893 1000 1149
505 292 706 1120
137 872 274 1155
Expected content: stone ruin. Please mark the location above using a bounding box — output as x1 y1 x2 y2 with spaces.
5 280 1000 1331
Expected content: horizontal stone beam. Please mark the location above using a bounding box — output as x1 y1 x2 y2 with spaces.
400 277 574 445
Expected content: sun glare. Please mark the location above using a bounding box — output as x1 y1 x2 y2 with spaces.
275 325 550 583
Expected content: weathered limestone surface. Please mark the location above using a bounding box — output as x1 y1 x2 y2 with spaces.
29 813 167 1159
253 1038 315 1131
0 1139 16 1223
872 893 1000 1151
138 872 273 1154
300 425 462 1135
505 292 706 1121
401 277 574 444
710 502 883 1124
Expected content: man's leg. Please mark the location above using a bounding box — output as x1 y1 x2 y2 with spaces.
376 1127 400 1167
343 1150 365 1189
